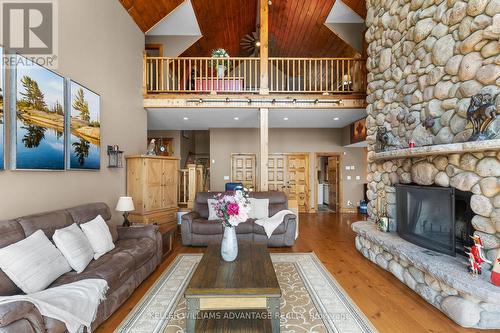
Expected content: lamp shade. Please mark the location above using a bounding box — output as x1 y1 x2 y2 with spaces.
115 197 135 212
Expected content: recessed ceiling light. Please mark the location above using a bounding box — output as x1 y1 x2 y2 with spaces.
333 117 340 120
283 117 289 121
234 117 239 120
183 117 189 120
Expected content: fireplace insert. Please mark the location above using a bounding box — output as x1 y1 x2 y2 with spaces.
396 184 473 256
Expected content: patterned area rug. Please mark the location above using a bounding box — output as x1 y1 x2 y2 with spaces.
115 253 377 333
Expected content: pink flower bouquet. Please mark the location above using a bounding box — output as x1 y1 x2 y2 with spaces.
211 189 251 228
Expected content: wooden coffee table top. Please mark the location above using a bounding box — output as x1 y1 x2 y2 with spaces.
185 242 281 298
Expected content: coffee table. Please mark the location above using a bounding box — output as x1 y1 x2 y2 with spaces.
184 242 281 332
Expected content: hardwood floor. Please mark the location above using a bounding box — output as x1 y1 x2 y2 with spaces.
97 213 484 333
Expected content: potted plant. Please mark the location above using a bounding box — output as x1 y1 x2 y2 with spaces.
211 48 231 78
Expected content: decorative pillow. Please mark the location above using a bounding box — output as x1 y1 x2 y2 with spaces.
53 223 94 273
248 198 269 219
207 199 219 220
0 230 71 294
80 215 115 260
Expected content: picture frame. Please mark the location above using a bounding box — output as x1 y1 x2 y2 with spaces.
0 46 4 170
10 54 66 170
351 118 367 144
66 80 101 170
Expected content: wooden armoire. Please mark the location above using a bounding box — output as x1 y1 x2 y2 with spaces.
126 155 179 253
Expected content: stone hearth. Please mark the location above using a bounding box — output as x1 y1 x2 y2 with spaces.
361 0 500 328
353 222 500 329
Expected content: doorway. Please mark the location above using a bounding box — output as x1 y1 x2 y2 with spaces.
315 153 341 213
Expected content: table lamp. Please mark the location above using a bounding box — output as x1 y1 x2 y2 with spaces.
116 197 135 226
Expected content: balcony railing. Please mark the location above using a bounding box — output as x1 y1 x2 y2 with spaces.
144 56 366 95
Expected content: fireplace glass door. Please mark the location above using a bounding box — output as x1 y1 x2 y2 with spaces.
396 185 455 256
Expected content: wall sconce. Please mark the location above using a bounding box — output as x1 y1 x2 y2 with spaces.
107 145 123 168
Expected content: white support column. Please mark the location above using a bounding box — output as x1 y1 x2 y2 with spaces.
259 108 269 191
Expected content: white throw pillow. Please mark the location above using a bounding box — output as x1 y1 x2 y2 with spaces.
53 223 94 273
0 230 71 294
207 199 219 220
80 215 115 260
248 198 269 219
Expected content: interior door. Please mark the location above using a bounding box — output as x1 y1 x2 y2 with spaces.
162 160 177 209
286 154 309 213
268 154 287 192
145 159 163 212
327 156 339 212
231 154 256 190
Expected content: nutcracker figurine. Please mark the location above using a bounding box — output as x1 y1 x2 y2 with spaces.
465 235 491 275
466 251 480 275
492 249 500 286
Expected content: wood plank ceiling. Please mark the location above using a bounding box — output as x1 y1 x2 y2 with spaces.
120 0 366 57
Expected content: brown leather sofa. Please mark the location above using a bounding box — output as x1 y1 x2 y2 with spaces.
0 203 162 333
181 191 296 247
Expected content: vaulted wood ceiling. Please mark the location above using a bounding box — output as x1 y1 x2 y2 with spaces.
120 0 366 57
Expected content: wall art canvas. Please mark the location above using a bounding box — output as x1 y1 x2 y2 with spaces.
351 118 367 144
0 47 4 170
14 55 65 170
68 80 100 169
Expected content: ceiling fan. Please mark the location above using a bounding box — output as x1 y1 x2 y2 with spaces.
240 31 260 56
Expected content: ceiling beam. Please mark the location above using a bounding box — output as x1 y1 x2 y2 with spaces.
259 0 269 95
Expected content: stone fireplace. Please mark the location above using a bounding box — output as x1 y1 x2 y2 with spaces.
395 184 474 256
353 0 500 328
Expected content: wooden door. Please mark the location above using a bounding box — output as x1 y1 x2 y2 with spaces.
327 156 339 212
145 159 163 212
268 154 287 191
286 154 309 213
162 160 178 209
231 154 256 190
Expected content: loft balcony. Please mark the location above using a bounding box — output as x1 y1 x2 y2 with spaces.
143 56 367 109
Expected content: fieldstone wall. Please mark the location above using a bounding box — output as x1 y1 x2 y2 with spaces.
365 0 500 149
364 0 500 270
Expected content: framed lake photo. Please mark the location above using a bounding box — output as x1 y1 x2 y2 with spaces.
67 80 100 170
12 55 65 170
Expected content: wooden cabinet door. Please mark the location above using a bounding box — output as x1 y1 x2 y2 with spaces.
231 154 256 190
268 154 287 191
286 154 309 213
161 160 178 209
327 156 339 212
145 159 163 212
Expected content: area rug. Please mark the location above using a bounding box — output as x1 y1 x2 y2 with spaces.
115 253 377 333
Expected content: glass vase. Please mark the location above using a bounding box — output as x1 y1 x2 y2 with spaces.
221 225 238 262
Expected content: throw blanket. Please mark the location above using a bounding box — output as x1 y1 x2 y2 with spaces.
0 279 108 333
255 210 295 238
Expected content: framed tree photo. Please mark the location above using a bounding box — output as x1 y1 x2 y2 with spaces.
67 80 100 170
12 55 65 170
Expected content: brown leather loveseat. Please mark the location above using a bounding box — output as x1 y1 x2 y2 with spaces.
0 203 162 333
181 191 296 247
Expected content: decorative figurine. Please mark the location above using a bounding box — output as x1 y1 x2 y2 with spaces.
409 138 415 148
375 126 401 152
423 116 435 129
146 139 156 156
466 94 497 141
465 235 492 275
466 251 480 275
492 248 500 286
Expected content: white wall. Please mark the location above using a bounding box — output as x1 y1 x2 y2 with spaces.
0 0 146 222
209 128 367 210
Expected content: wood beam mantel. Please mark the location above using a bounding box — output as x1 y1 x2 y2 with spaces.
259 0 269 95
